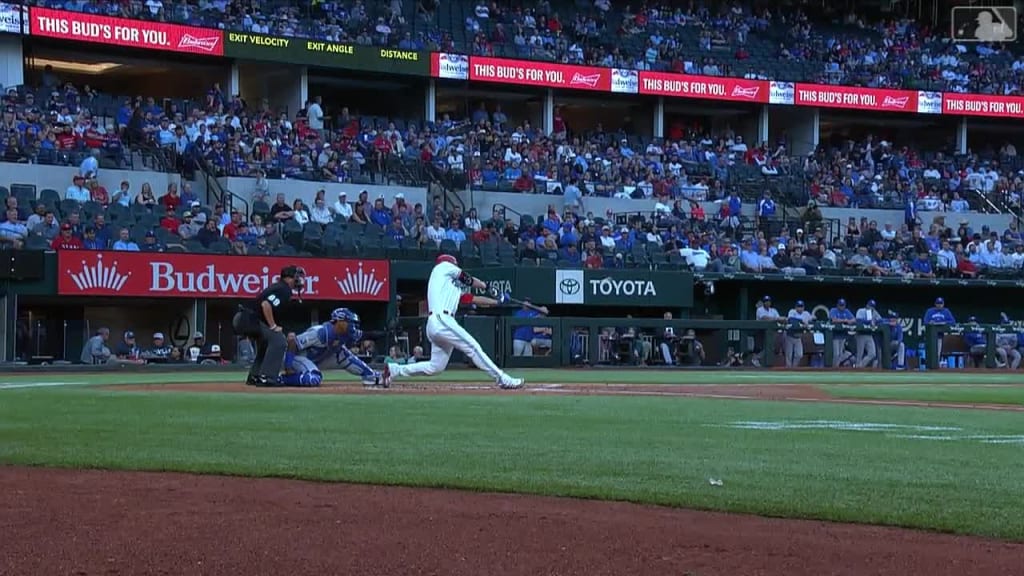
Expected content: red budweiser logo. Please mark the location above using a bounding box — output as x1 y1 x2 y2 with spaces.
882 95 910 108
57 252 389 301
179 33 220 52
732 85 760 99
570 72 601 88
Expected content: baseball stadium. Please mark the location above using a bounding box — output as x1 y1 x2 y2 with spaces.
2 0 1024 574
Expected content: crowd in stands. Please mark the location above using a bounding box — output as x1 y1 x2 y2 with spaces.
1 1 1023 257
25 0 1024 94
5 164 1022 283
8 68 1022 219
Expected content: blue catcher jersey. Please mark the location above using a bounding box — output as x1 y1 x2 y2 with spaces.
294 322 358 364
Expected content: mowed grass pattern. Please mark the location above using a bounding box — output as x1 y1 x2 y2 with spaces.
823 384 1024 406
1 385 1023 540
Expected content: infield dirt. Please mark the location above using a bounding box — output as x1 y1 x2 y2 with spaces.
2 466 1021 576
110 380 1024 411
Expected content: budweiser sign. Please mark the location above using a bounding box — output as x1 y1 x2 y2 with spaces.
792 83 917 113
637 71 768 103
57 252 389 301
468 56 610 91
29 7 224 56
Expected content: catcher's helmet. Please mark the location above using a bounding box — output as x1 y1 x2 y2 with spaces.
330 308 360 324
436 254 458 266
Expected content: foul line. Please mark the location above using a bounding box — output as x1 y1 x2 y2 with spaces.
0 381 82 390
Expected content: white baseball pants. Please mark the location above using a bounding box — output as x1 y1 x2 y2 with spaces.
389 313 509 380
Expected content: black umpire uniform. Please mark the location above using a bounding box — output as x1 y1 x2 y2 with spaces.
233 265 304 386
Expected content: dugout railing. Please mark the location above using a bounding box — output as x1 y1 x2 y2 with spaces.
392 315 1020 370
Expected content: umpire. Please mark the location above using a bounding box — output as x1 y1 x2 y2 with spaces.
233 265 305 386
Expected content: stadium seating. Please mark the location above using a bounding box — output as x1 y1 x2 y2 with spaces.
0 1 1020 279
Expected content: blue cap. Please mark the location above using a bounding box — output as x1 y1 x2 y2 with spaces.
837 298 846 306
145 230 156 237
969 316 977 322
935 297 945 305
763 295 772 302
888 311 899 319
867 299 876 307
796 300 805 307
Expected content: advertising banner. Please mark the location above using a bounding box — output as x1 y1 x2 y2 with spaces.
225 32 429 75
535 268 693 307
942 92 1024 118
29 7 222 55
468 56 611 92
792 83 919 113
638 71 768 103
0 2 27 35
431 52 469 80
582 270 693 307
57 252 389 301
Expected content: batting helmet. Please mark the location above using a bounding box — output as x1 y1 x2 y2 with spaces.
436 254 458 266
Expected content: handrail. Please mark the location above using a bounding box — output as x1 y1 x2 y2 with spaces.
193 154 250 220
492 203 521 222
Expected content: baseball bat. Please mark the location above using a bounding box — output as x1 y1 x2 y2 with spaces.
508 297 549 314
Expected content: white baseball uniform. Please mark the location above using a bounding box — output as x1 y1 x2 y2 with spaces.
388 261 513 383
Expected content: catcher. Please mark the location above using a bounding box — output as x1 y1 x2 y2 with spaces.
279 307 383 387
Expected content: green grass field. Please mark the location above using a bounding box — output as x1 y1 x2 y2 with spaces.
1 369 1023 540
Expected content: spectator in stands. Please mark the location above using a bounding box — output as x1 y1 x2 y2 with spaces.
351 202 369 224
89 180 109 206
270 193 294 223
446 219 467 247
112 227 140 251
197 219 221 248
51 223 82 250
0 207 27 249
78 226 100 250
31 210 60 243
111 180 132 207
136 183 157 208
161 183 181 211
79 149 100 179
292 199 310 225
140 230 164 253
369 197 391 228
25 204 46 229
66 175 89 202
332 191 352 220
177 211 199 239
160 206 181 235
222 211 244 240
310 196 332 225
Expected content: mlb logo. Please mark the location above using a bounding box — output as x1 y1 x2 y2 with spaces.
951 6 1016 42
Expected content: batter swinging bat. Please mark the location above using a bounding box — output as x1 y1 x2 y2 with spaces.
486 286 548 314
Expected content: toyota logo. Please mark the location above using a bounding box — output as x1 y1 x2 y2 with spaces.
559 278 580 295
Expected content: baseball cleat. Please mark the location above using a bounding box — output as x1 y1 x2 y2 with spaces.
250 374 274 387
381 364 393 388
498 376 524 390
362 371 386 388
